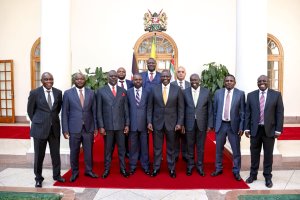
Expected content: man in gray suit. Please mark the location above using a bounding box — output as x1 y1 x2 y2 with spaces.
245 75 284 188
27 72 65 188
96 70 130 178
211 74 245 181
171 66 191 162
183 74 213 176
147 69 184 178
61 72 98 182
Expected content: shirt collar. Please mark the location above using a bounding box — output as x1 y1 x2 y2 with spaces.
43 86 52 92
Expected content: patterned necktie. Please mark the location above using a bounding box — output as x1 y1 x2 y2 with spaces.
119 80 124 88
163 86 167 105
179 81 183 90
223 90 231 121
136 89 140 106
112 86 116 97
149 72 154 81
259 91 265 124
79 89 84 107
47 90 52 109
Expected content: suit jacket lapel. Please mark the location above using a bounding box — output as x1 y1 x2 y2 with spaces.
71 87 82 108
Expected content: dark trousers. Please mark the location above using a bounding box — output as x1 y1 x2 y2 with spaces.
129 130 150 171
250 125 275 179
153 126 176 171
33 127 61 182
175 130 187 160
69 126 94 175
186 121 207 171
215 121 241 173
104 130 126 171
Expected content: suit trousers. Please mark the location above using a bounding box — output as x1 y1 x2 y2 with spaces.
129 130 150 171
250 125 275 179
153 126 176 171
104 130 126 171
175 130 187 160
69 125 94 175
186 121 207 171
33 126 61 181
215 122 241 173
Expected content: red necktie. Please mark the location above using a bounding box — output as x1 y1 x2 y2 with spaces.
149 73 154 81
119 80 124 88
79 89 84 107
112 86 116 97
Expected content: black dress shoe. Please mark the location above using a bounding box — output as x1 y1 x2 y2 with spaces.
151 169 160 177
245 176 257 183
186 169 192 176
143 169 150 175
197 169 205 177
84 171 98 178
265 179 273 188
120 169 129 178
70 173 79 182
169 170 176 178
210 170 223 177
35 181 42 188
54 176 65 183
129 169 136 175
233 173 242 181
102 170 110 179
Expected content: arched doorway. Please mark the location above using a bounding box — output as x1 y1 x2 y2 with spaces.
31 37 41 89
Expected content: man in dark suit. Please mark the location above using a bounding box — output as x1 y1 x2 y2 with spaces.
96 70 130 178
127 73 150 175
61 72 98 182
171 66 191 162
211 74 245 181
147 69 184 178
117 67 133 158
27 72 65 188
183 74 213 176
245 75 284 188
141 58 161 90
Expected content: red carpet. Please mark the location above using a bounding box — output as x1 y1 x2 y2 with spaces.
55 132 249 189
278 127 300 140
0 126 30 139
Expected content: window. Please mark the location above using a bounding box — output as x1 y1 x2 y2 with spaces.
31 37 41 89
133 32 178 73
267 34 283 93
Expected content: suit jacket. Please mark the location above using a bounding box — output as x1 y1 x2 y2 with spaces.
171 80 191 89
61 87 97 133
27 86 62 139
96 85 129 131
127 87 150 132
183 87 213 132
245 89 284 137
214 88 245 133
147 84 184 131
141 71 161 90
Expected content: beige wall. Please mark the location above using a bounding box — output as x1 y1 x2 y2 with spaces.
0 0 299 119
0 0 41 118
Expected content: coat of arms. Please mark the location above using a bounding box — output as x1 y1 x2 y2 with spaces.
144 9 167 32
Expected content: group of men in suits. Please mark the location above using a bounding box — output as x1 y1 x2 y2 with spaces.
27 58 283 188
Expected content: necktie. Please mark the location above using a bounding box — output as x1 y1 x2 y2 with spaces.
150 72 154 81
119 80 124 88
163 86 167 105
135 89 140 106
179 81 183 90
259 91 265 124
47 90 52 109
193 90 198 107
79 89 84 107
112 86 116 97
223 90 231 121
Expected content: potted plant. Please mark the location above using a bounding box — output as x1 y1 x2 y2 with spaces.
72 67 108 90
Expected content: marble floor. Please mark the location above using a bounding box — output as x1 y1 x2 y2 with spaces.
0 123 300 199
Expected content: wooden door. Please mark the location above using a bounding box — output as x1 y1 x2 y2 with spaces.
0 60 15 123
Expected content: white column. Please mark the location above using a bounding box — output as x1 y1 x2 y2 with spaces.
28 0 71 162
236 0 279 156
